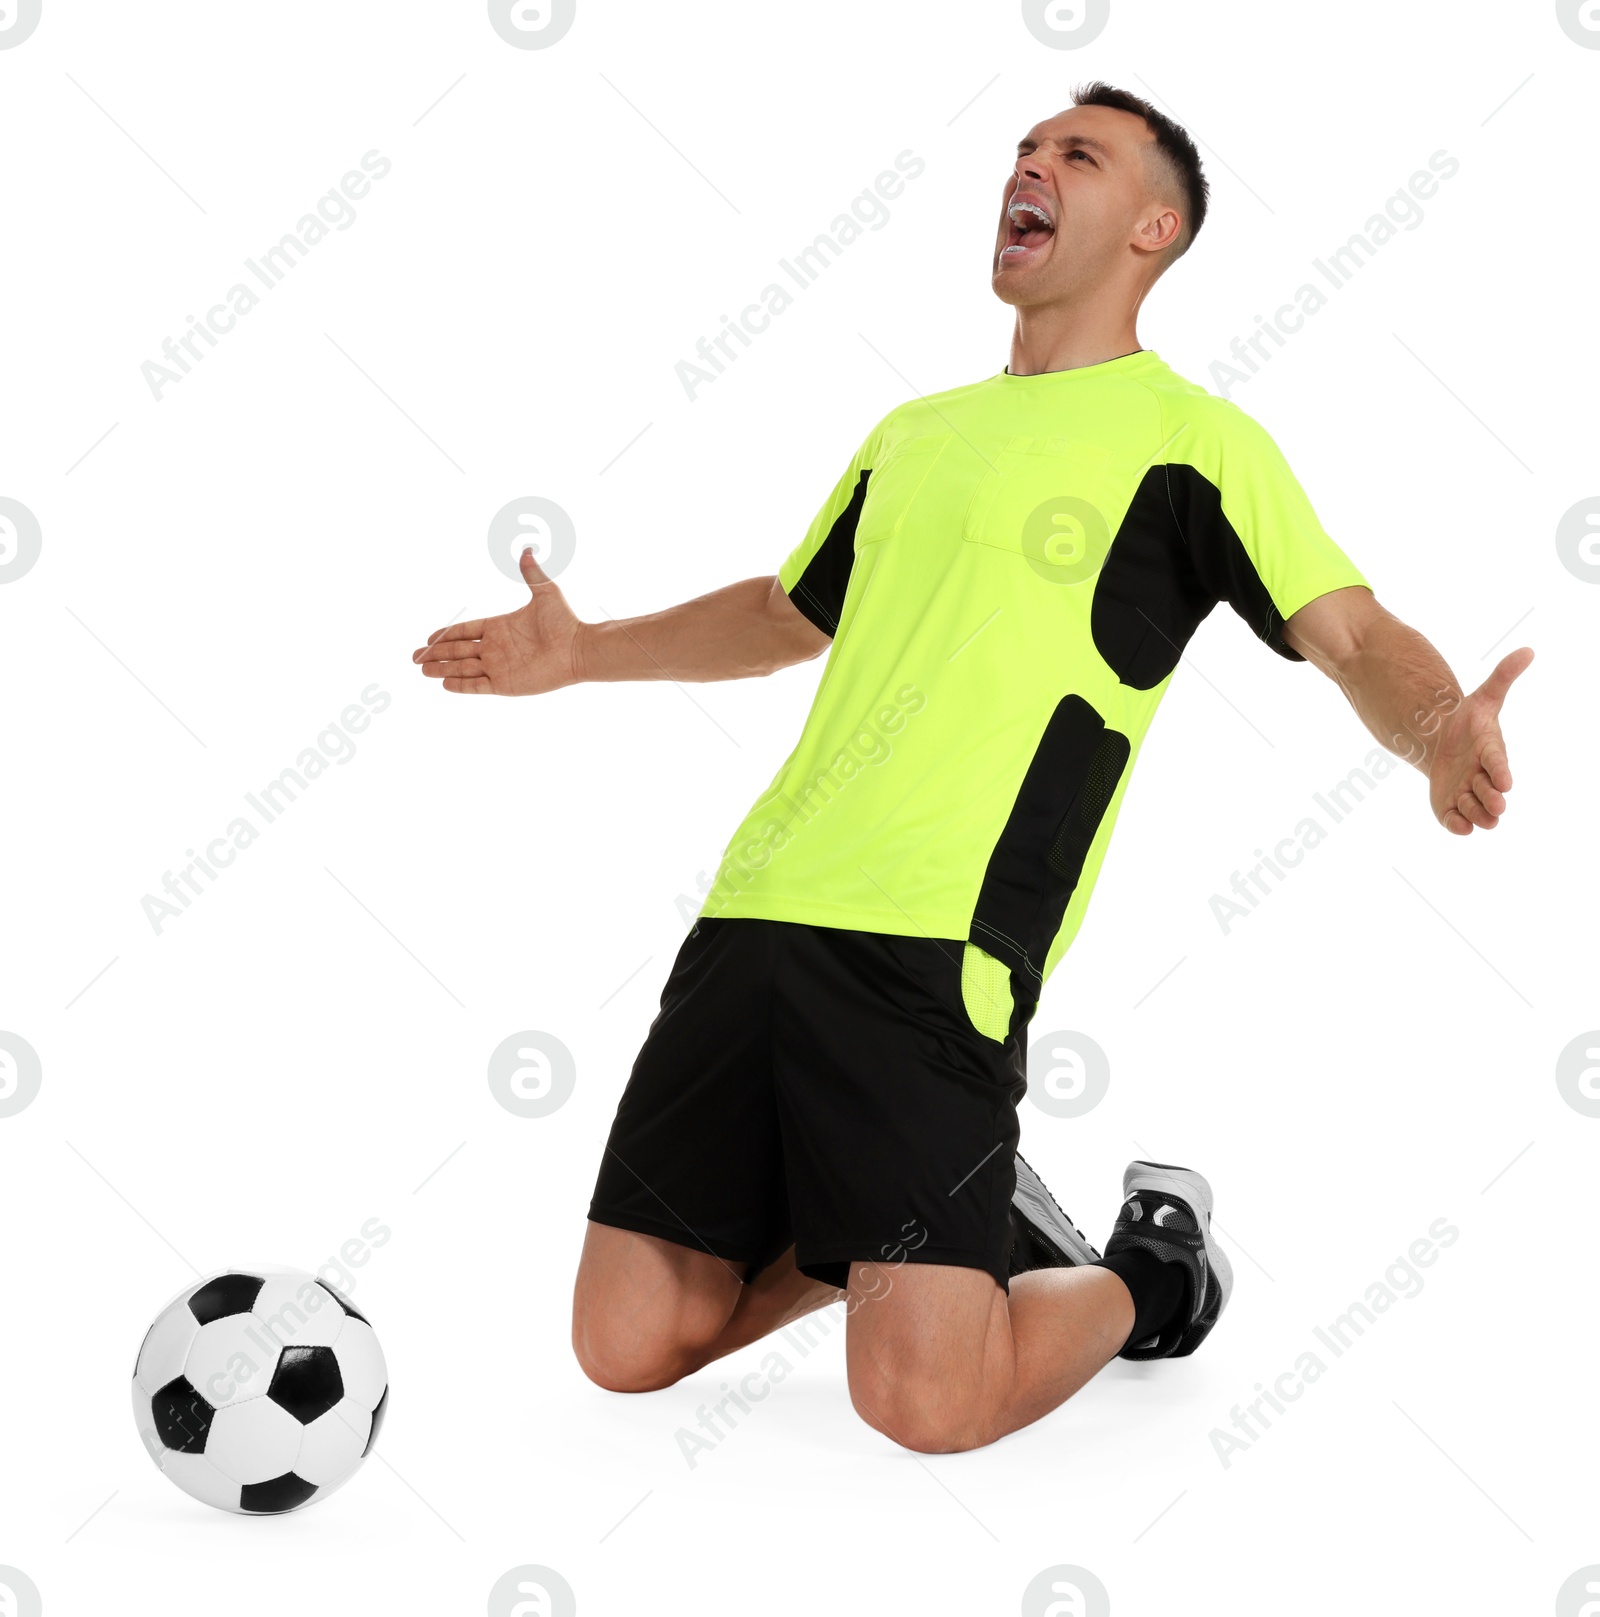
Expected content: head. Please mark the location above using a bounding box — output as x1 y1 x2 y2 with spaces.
992 82 1208 311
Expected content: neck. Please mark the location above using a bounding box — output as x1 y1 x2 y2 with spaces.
1006 298 1144 377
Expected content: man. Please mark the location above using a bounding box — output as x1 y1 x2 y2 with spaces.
414 83 1530 1452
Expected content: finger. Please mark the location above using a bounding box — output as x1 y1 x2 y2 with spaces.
1477 735 1512 794
415 638 483 665
428 619 486 646
1472 767 1507 818
1441 804 1474 836
421 657 486 679
519 547 554 590
1468 798 1502 830
1474 645 1535 714
1457 788 1496 831
442 676 494 695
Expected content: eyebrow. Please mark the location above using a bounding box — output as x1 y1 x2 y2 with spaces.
1017 133 1113 159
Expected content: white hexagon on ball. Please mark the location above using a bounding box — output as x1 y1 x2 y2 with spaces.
185 1314 278 1409
206 1397 305 1486
296 1399 373 1487
332 1319 388 1409
131 1266 390 1515
133 1287 203 1396
251 1273 347 1352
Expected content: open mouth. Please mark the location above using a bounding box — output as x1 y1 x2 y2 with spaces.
999 196 1056 264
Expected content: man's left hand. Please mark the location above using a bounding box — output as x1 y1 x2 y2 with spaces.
1429 646 1534 835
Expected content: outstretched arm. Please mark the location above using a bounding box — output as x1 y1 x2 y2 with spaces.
413 548 831 695
1282 585 1533 836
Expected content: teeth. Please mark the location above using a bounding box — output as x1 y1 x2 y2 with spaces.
1008 199 1053 230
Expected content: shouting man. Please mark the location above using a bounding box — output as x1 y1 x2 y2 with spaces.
414 83 1530 1452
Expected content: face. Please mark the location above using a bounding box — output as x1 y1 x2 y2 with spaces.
991 104 1174 306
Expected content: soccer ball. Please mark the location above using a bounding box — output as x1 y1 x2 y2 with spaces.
132 1267 389 1514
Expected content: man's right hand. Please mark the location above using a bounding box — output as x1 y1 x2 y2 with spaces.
413 548 582 696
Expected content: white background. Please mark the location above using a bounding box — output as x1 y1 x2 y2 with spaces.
2 1 1597 1613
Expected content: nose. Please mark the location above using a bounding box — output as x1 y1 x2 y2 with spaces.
1015 155 1047 186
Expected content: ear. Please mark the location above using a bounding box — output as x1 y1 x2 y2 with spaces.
1133 204 1184 257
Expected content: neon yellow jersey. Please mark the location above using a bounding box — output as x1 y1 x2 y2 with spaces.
701 349 1369 995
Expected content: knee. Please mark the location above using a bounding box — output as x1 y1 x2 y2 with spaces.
571 1286 727 1394
847 1365 996 1454
572 1330 681 1394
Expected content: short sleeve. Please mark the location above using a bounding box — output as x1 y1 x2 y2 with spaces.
777 421 885 638
1183 401 1371 661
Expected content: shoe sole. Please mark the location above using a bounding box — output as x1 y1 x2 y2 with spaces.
1122 1161 1233 1349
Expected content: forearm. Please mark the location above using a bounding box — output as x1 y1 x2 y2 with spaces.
1325 610 1464 774
573 576 824 684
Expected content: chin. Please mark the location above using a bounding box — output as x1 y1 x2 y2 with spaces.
990 268 1047 307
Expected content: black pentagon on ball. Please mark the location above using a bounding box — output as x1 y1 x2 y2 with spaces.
152 1376 215 1453
239 1472 319 1514
362 1386 389 1457
316 1280 368 1325
188 1272 266 1325
268 1345 344 1424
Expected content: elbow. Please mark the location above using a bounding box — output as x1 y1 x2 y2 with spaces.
1283 585 1382 679
756 612 833 676
754 636 829 678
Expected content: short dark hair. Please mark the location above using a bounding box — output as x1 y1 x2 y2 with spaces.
1071 81 1209 253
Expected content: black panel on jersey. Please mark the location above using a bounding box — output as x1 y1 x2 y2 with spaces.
1089 468 1214 689
969 694 1130 990
1163 463 1302 662
1091 463 1303 689
785 469 870 637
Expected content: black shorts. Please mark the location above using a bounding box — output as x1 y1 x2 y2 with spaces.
587 917 1039 1292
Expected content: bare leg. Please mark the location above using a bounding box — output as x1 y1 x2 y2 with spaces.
572 1223 842 1392
845 1260 1134 1453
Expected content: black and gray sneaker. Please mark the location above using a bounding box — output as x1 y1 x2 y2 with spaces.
1008 1150 1101 1275
1104 1160 1233 1360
